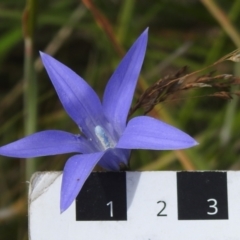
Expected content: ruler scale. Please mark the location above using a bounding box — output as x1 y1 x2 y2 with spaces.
29 171 240 240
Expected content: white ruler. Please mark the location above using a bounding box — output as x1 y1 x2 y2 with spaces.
29 171 240 240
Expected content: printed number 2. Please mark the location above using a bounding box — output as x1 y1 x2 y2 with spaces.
106 201 113 217
207 198 218 215
157 201 167 216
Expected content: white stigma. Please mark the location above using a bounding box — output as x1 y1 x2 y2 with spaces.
94 126 113 149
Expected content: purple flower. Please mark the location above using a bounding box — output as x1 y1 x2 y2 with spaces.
0 29 197 212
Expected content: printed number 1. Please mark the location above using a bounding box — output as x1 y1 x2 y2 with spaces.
106 201 113 217
207 198 218 215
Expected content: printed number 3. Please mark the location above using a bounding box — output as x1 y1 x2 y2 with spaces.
207 198 218 215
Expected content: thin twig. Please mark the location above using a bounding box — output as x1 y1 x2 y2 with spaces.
0 4 86 115
201 0 240 47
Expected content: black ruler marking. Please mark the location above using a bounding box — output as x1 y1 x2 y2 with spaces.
76 172 127 221
177 171 228 220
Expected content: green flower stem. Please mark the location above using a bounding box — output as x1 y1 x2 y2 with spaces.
220 63 240 146
22 0 37 180
117 0 135 43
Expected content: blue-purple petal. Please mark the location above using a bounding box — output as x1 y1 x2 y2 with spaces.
102 29 148 134
40 52 105 137
0 130 92 158
117 116 198 150
60 152 104 213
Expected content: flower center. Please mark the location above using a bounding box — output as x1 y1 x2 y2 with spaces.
94 125 114 150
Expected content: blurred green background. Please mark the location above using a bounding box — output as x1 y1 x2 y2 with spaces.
1 0 240 239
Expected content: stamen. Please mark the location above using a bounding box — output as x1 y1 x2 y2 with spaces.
94 126 113 149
